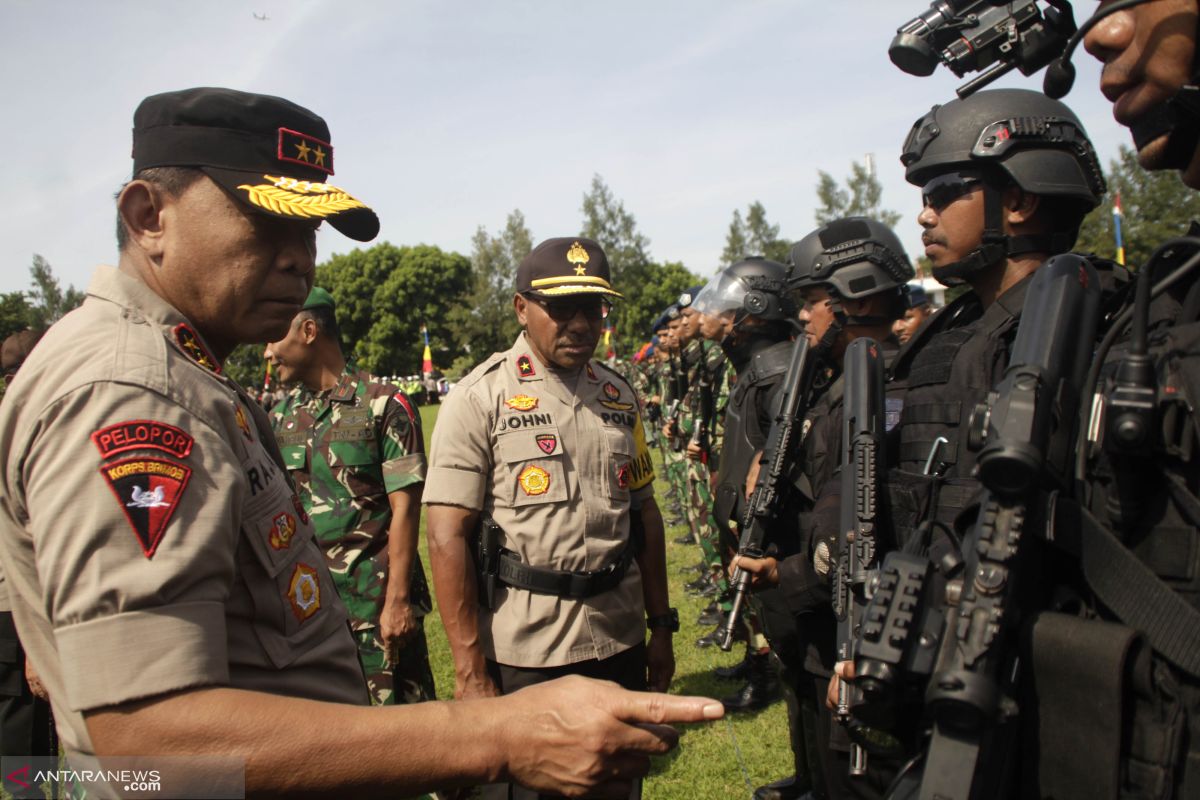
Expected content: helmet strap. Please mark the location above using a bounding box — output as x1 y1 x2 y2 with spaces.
930 182 1069 286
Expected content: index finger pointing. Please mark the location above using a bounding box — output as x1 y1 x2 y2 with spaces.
608 690 725 726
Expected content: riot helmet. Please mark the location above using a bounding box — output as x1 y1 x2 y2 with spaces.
692 257 796 325
902 88 1105 284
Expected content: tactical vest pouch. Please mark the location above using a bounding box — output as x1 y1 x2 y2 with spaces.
1025 611 1141 800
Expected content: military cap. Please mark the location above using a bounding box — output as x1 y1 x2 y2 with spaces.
302 286 336 312
516 237 623 299
907 283 930 308
1 329 44 375
132 87 379 242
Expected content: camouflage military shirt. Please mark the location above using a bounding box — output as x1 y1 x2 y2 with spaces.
271 367 432 632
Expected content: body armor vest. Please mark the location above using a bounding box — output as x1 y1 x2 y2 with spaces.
713 338 792 540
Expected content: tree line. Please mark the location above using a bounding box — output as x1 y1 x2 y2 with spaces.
8 148 1191 393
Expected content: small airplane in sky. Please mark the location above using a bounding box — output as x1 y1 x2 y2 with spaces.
252 12 269 21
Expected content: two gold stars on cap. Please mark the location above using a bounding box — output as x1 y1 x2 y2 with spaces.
294 140 327 168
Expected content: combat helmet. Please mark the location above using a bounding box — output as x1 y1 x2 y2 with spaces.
902 88 1105 283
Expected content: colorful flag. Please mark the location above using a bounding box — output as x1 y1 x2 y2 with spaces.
263 358 272 393
1113 192 1126 267
421 324 433 374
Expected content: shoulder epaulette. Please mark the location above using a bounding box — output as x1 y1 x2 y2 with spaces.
455 350 508 390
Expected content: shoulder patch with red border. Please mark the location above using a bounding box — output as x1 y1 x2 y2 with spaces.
91 420 194 460
174 324 221 373
98 457 192 558
392 390 416 420
535 433 558 454
516 354 536 378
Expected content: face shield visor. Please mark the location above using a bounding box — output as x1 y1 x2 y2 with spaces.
690 272 749 318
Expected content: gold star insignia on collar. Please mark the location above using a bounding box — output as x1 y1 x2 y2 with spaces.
313 146 326 167
295 140 312 162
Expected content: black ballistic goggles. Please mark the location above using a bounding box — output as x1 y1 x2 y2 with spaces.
921 172 983 212
526 294 613 322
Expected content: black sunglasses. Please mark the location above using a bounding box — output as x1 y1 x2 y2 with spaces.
921 172 983 212
525 294 612 322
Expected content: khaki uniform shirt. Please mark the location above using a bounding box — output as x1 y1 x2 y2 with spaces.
0 267 366 761
423 332 655 668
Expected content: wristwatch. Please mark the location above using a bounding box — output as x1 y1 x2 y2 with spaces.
646 608 680 633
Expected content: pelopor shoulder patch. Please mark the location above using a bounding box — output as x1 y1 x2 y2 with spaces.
505 394 539 411
98 457 192 558
91 420 194 460
518 464 551 496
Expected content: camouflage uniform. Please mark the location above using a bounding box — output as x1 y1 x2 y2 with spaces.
272 367 436 706
680 341 727 586
662 353 690 517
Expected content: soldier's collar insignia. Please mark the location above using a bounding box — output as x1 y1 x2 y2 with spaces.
586 364 598 382
535 433 558 454
269 512 297 551
505 394 539 411
98 457 192 558
278 127 334 175
517 354 537 378
173 324 220 374
518 464 551 496
287 562 322 622
330 374 358 403
234 402 254 442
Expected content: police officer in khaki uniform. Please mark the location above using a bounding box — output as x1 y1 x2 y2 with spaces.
424 237 678 799
0 89 720 798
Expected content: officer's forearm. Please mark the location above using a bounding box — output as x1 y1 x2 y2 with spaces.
85 686 503 795
634 498 670 618
384 485 421 604
425 504 489 681
84 681 725 796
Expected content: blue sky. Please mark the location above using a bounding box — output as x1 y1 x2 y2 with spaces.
1 1 1125 296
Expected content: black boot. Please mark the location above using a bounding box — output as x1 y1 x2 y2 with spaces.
712 650 752 681
721 653 777 712
684 576 710 595
673 532 697 545
752 775 811 800
696 602 721 627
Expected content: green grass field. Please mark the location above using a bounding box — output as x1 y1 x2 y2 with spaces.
415 404 791 799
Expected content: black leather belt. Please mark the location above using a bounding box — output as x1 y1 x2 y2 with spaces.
496 546 634 599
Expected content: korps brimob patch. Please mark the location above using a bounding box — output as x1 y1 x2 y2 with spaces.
98 457 191 558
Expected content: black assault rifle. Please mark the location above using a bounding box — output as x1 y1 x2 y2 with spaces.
833 337 887 776
896 254 1101 800
689 361 714 463
718 333 814 651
